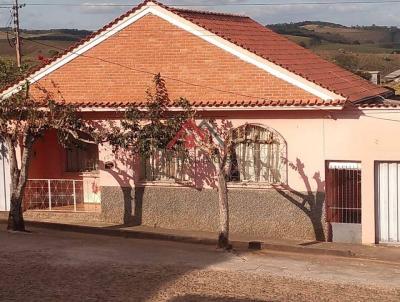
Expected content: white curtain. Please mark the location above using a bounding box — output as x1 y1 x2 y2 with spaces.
233 126 282 183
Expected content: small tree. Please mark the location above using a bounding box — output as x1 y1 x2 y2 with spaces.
0 86 98 231
107 74 192 156
174 119 235 249
0 59 29 90
110 74 236 250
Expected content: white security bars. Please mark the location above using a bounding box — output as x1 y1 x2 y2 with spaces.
23 179 101 213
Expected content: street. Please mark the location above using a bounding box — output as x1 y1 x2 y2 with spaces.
0 226 399 301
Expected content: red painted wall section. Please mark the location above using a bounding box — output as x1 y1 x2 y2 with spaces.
28 130 82 180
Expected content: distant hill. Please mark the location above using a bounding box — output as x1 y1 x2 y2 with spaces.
266 22 400 77
1 22 400 77
267 22 400 48
0 28 92 65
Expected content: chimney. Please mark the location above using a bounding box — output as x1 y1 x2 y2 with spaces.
368 71 381 85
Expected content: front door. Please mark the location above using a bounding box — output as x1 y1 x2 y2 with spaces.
377 162 400 243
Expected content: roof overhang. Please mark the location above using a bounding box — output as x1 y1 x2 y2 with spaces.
77 105 345 112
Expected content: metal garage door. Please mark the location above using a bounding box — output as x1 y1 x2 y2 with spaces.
0 141 10 211
377 162 400 243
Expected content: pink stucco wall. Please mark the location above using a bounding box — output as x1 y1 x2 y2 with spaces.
97 107 400 244
29 107 400 243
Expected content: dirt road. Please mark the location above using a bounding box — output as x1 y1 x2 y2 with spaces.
0 226 399 301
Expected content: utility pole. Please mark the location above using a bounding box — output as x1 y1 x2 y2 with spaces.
12 0 22 68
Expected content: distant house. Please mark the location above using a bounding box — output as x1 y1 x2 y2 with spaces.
1 0 400 245
384 69 400 83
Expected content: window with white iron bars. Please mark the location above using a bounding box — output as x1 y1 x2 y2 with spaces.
141 149 190 182
228 124 287 184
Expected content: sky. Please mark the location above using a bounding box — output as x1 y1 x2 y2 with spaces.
0 0 400 30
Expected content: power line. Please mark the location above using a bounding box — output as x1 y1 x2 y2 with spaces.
0 28 288 102
1 1 400 7
3 28 399 115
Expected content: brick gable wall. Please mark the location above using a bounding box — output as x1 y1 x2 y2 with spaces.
30 14 318 104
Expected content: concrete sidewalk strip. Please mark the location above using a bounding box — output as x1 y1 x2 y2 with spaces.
2 216 400 263
0 218 361 259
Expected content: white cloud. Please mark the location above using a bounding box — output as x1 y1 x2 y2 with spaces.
79 2 126 15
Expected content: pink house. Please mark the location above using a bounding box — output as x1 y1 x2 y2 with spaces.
1 0 400 244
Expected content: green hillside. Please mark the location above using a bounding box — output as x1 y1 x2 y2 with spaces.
267 22 400 77
0 28 92 66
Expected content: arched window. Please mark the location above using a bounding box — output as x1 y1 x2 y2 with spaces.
228 124 287 184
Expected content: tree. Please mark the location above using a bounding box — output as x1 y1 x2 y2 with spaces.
107 74 192 155
168 119 237 250
0 58 29 90
333 53 359 72
110 74 241 250
0 85 98 231
193 120 235 250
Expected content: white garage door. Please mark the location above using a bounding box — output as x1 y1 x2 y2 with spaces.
377 162 400 243
0 141 10 212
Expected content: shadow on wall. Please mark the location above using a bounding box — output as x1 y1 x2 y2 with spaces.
273 158 326 241
98 115 326 241
101 144 327 242
97 144 139 225
120 147 217 226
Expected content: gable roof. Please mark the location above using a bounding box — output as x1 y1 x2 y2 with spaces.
0 0 392 106
171 8 390 103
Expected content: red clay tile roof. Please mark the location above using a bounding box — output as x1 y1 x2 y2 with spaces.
0 0 392 105
170 7 391 103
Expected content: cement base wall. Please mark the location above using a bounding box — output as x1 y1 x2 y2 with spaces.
101 186 327 241
101 187 133 224
331 223 362 244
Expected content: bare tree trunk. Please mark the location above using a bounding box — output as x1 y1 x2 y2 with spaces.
215 158 230 250
6 134 33 232
8 194 25 231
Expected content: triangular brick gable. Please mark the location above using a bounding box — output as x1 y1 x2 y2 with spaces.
30 13 323 106
2 1 356 108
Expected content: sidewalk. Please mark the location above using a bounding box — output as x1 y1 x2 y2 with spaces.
1 213 399 263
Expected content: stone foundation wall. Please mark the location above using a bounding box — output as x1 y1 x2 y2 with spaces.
101 187 133 224
101 186 327 241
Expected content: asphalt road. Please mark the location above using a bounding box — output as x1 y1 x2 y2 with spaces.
0 226 399 301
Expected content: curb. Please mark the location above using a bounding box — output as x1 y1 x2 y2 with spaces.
259 242 355 258
1 219 355 258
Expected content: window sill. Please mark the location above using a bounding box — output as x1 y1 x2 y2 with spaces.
227 182 287 190
136 181 193 188
64 171 100 178
136 181 287 191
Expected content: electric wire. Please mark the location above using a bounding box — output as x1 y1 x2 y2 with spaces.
1 1 400 7
0 28 284 102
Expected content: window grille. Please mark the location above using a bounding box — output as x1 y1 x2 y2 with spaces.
141 149 189 182
66 143 99 173
228 124 287 184
326 162 362 224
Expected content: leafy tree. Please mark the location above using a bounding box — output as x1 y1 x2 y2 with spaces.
333 53 359 72
107 74 192 156
298 41 308 48
308 36 322 47
0 84 99 231
0 58 29 90
187 120 235 249
109 75 234 249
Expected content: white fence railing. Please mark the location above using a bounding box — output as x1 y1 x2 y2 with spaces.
23 179 101 213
